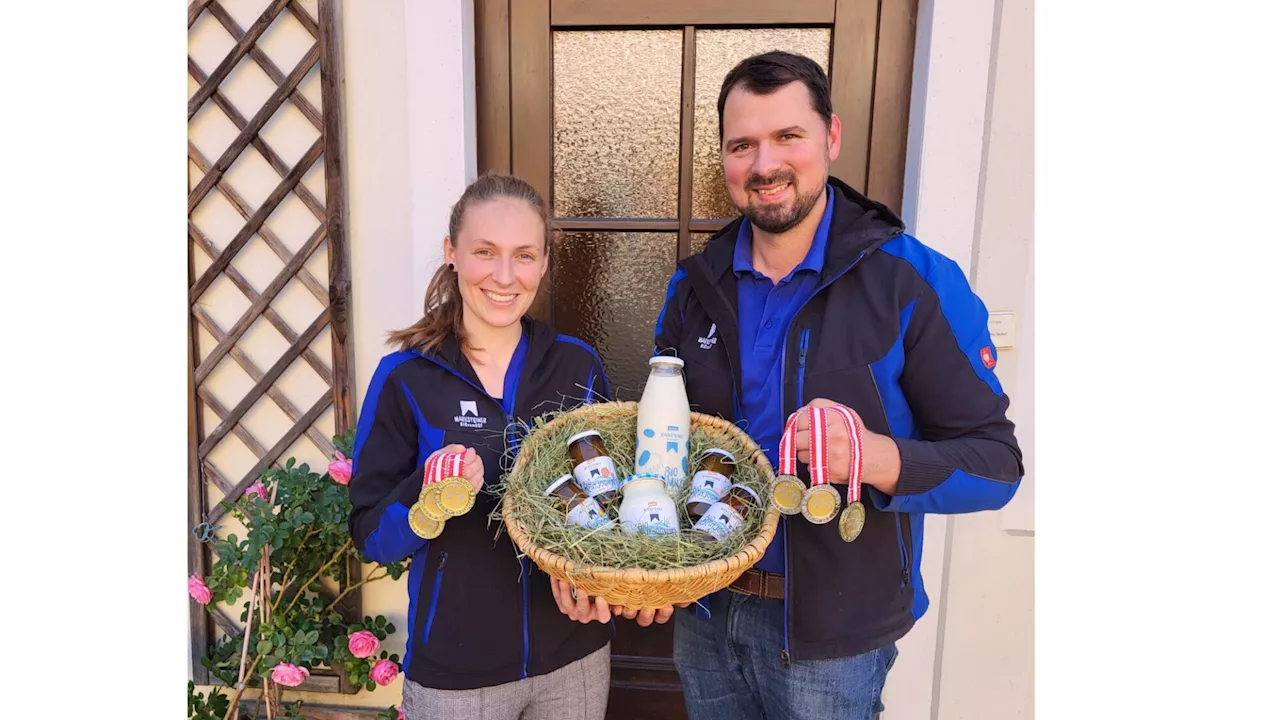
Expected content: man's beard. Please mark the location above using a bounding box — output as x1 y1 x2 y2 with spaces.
739 171 824 234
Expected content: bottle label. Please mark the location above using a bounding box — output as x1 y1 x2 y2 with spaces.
566 498 613 530
573 456 619 499
636 425 689 494
692 501 745 541
688 471 731 506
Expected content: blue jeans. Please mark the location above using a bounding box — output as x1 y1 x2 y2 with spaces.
672 591 897 720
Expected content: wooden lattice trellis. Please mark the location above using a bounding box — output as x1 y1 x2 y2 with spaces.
187 0 354 691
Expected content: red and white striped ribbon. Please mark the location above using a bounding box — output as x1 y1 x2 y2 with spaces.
824 404 864 503
778 411 802 476
807 406 831 486
423 451 465 485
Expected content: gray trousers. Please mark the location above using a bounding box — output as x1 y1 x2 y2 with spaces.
402 643 611 720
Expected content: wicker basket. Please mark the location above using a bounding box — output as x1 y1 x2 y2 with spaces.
502 401 779 609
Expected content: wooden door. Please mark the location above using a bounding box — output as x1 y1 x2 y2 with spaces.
476 1 918 716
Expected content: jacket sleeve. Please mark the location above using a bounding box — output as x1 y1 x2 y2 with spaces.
585 353 611 404
347 362 436 564
872 258 1024 515
653 266 688 357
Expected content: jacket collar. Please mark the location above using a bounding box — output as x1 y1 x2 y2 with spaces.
690 175 906 284
426 317 559 390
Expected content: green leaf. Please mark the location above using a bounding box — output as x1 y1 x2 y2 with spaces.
366 679 376 692
258 639 273 654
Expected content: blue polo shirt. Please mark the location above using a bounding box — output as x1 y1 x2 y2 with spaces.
736 185 834 574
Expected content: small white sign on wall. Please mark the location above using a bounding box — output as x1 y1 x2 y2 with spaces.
988 311 1016 349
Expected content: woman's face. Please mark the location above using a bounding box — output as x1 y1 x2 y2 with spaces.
444 197 549 333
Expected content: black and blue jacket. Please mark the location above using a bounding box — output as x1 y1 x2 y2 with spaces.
347 319 613 690
654 176 1024 662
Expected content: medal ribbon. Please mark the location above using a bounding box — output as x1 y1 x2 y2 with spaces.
778 411 802 476
807 406 831 487
423 451 466 486
825 404 864 503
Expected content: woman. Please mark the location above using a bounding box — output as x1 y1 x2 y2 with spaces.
347 174 613 719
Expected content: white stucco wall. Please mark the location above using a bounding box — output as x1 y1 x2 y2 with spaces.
269 0 477 709
933 0 1034 717
886 0 1035 718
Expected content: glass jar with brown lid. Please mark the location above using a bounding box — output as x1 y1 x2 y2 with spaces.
566 430 620 506
691 483 761 542
545 473 614 530
686 448 737 519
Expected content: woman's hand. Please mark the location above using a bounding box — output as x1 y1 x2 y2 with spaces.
426 445 485 494
550 577 611 624
550 576 690 627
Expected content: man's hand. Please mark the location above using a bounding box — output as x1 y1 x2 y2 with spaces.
794 398 902 495
426 445 485 494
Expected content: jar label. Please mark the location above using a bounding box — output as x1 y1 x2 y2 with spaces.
573 456 620 499
688 471 732 506
692 501 745 541
631 498 678 536
566 498 613 530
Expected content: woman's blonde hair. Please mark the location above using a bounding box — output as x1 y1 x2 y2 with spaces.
387 173 551 354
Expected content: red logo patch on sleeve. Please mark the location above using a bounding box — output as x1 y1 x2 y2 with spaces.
979 346 997 369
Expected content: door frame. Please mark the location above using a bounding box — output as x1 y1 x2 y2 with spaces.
475 0 918 324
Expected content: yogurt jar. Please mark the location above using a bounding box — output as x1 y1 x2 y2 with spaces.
617 474 680 537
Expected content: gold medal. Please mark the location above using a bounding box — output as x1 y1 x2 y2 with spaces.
408 504 444 539
838 501 866 543
800 483 841 524
770 475 805 515
417 484 448 521
437 476 476 517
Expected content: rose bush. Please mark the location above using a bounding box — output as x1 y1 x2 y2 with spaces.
189 431 411 720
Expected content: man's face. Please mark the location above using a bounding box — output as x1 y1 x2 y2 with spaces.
720 80 841 234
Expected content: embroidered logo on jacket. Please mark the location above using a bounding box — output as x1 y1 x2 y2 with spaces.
455 400 486 428
698 323 718 350
979 346 997 370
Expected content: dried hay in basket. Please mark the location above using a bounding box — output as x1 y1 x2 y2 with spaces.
496 401 779 608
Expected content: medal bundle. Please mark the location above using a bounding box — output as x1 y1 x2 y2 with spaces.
768 404 866 543
409 451 477 539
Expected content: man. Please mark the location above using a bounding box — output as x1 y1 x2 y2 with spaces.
648 51 1024 719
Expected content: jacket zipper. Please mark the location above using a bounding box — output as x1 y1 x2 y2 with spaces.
780 518 792 670
417 351 533 678
421 552 449 646
782 329 810 664
777 252 871 660
795 329 810 406
501 390 530 680
893 514 909 588
867 367 911 587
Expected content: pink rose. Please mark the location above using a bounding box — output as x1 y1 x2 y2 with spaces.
271 663 310 687
397 707 405 720
329 451 352 485
370 658 399 686
188 574 212 605
347 630 380 659
245 481 270 502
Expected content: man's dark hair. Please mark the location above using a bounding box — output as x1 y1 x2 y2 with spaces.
717 50 833 142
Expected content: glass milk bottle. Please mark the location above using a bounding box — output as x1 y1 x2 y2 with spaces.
635 356 691 496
